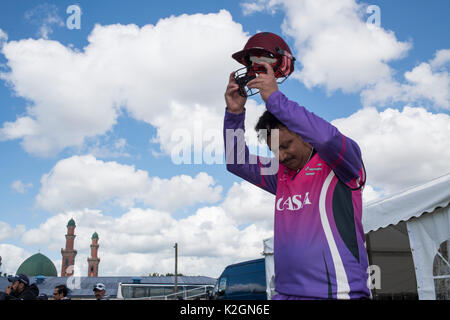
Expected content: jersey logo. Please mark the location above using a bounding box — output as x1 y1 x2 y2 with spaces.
276 192 312 211
304 163 323 176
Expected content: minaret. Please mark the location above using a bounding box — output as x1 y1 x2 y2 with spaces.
61 218 77 277
87 232 100 277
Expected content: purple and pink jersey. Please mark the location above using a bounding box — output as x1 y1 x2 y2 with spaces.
224 90 370 299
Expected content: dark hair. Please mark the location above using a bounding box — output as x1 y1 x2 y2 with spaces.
55 284 68 297
37 294 49 300
255 111 285 142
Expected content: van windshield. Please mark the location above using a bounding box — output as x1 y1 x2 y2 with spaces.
218 277 227 293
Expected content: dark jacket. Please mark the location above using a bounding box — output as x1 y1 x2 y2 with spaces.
4 283 39 300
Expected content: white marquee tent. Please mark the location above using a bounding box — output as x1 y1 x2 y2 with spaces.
263 173 450 300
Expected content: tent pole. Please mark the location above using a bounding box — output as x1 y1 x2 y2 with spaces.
365 233 377 298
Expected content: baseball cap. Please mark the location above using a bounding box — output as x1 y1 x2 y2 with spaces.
8 274 30 286
93 283 106 291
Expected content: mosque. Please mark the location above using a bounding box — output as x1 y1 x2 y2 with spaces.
11 218 100 278
0 218 216 299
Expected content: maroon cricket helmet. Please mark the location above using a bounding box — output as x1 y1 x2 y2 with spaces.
232 32 295 78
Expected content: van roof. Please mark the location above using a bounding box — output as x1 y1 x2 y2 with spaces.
224 258 265 269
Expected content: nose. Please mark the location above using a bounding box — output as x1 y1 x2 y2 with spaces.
279 150 287 163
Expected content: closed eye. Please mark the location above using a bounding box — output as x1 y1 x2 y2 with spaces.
280 140 292 150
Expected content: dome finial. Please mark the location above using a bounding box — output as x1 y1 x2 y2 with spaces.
92 231 99 240
67 218 76 227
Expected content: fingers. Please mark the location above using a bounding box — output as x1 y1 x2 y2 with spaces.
246 77 261 88
259 61 275 76
225 82 241 102
246 79 257 88
229 72 237 84
227 82 239 93
227 72 238 89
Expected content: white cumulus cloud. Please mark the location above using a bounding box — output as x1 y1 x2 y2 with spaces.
332 106 450 194
0 28 8 46
241 0 411 94
0 221 26 242
36 155 223 213
11 180 33 194
241 1 449 110
362 49 450 109
0 10 247 157
0 244 30 275
24 3 65 39
221 181 274 227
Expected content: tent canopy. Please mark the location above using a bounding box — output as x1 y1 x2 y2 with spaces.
363 174 450 233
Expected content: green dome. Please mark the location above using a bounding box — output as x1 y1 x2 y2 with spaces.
16 253 58 277
67 218 76 227
92 232 99 239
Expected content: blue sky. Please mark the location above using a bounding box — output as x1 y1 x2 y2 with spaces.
0 0 448 277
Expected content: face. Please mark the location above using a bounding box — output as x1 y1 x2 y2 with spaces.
94 289 105 299
53 289 63 300
267 126 312 171
11 281 24 294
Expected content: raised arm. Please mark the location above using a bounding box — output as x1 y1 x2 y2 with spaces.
224 109 277 195
247 62 364 186
265 91 363 185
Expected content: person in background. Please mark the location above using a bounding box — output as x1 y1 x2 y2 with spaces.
53 284 70 300
93 283 109 300
3 274 39 300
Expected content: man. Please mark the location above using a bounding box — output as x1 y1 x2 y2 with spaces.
93 283 109 300
53 284 70 300
3 274 39 300
224 32 370 299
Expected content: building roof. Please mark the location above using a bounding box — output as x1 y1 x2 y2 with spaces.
0 276 217 298
16 253 58 277
363 173 450 232
91 232 99 239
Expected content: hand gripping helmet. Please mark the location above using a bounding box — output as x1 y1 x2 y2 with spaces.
232 32 296 97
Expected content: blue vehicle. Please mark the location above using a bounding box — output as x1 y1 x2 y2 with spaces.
214 258 267 300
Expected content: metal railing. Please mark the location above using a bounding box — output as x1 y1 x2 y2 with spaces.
123 285 214 300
